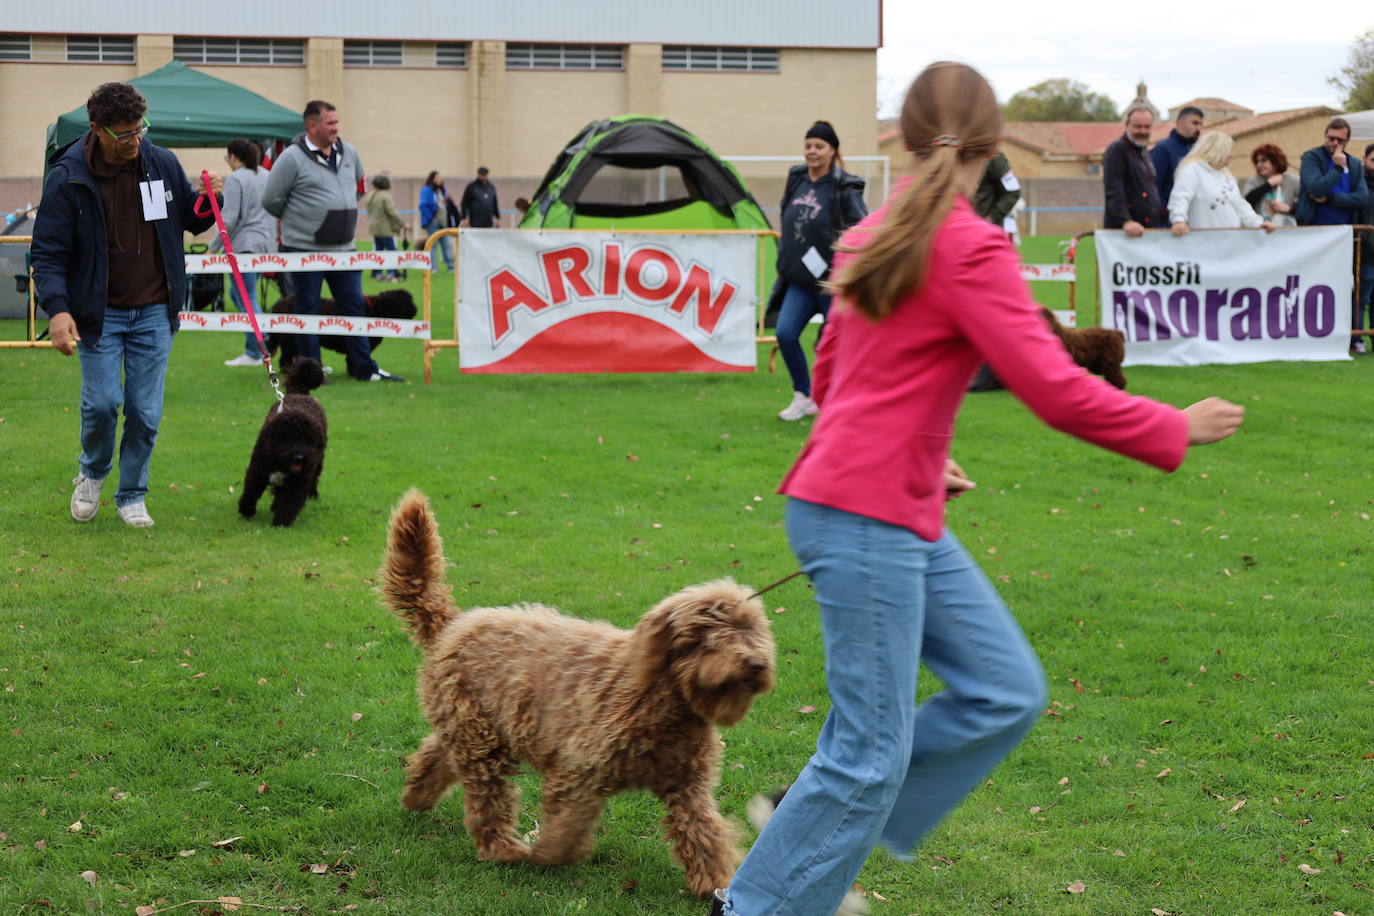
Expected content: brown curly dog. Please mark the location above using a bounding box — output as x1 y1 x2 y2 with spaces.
379 489 776 898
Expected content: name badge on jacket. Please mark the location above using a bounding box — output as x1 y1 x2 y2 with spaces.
139 180 167 221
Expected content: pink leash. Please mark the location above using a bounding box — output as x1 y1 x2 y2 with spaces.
195 172 285 409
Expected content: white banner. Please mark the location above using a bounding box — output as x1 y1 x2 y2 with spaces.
457 229 758 373
1096 227 1352 365
185 250 433 274
177 311 430 338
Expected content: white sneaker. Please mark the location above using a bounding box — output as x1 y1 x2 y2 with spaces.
1356 339 1368 355
366 368 405 382
224 353 263 367
70 474 105 522
777 391 818 421
116 501 154 528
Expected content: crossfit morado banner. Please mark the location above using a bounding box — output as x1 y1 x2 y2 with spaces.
457 230 758 373
1096 227 1353 365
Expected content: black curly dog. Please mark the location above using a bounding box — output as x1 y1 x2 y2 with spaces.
238 359 328 527
266 288 417 368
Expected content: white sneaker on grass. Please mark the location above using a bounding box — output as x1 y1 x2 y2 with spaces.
70 474 104 522
224 353 263 367
116 501 154 528
777 391 818 421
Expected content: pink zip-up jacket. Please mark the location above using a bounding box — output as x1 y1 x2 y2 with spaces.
779 190 1189 542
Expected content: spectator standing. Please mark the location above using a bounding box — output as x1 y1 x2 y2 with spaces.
773 120 868 421
972 151 1020 236
1296 118 1371 352
1241 144 1300 228
1296 118 1369 226
1102 105 1165 236
32 81 220 527
461 167 500 228
261 99 402 382
1168 132 1274 234
1356 143 1374 353
365 173 405 282
218 137 276 366
708 61 1243 916
418 171 455 272
1150 105 1203 208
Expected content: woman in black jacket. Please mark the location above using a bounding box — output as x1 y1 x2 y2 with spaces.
774 121 867 420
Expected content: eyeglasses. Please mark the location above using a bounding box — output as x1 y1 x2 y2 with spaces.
103 117 151 144
1324 134 1348 143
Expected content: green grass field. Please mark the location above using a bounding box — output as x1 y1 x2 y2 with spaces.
3 256 1373 916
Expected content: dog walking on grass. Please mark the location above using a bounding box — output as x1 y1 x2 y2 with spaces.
237 358 328 527
379 488 776 898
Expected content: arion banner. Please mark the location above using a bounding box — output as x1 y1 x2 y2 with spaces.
1096 227 1352 365
456 230 758 373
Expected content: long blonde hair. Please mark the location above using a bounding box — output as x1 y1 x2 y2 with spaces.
1179 131 1234 175
831 62 1001 320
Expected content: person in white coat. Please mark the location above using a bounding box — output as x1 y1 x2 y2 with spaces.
1170 132 1275 235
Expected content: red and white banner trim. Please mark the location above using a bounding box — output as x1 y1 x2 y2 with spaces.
177 311 431 338
185 250 433 274
1020 263 1075 282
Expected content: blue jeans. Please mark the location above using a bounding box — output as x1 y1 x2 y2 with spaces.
227 270 263 358
76 305 174 507
372 236 399 280
423 218 454 271
724 499 1047 916
280 248 379 380
775 284 830 396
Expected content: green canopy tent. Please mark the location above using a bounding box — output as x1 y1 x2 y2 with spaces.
45 60 301 166
520 115 773 234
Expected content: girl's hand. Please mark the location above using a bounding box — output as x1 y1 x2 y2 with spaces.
1183 397 1245 445
944 458 976 498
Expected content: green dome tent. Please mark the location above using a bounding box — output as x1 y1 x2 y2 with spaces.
44 60 301 169
520 115 773 234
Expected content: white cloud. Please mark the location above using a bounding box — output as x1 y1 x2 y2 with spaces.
877 0 1362 117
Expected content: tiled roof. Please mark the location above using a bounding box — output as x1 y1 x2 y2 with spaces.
1171 97 1252 113
1001 107 1339 158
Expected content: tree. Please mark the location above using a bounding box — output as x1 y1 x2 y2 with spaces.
1003 79 1119 122
1329 29 1374 111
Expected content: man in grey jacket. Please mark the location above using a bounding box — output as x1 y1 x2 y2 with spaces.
262 100 401 381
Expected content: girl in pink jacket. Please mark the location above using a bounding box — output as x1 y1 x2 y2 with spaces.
711 62 1244 916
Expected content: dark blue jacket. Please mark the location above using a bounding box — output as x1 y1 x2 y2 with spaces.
32 135 215 344
1295 146 1369 226
1148 129 1196 208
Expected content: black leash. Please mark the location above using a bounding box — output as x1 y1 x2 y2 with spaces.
747 569 805 600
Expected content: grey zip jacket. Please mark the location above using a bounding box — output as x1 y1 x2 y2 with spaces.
261 133 365 251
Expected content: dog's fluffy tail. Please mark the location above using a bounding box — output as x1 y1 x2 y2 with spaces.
284 357 326 394
380 488 456 648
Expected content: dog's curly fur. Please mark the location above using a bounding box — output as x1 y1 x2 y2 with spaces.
237 359 328 527
267 287 417 367
379 489 776 898
1040 307 1128 389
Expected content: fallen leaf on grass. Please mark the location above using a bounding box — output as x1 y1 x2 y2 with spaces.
798 705 817 714
178 849 196 857
211 836 243 847
67 820 82 832
1298 863 1322 875
349 713 363 722
1069 678 1084 694
1229 799 1247 813
79 870 98 887
1150 909 1176 915
1155 768 1171 779
308 863 329 874
135 907 156 916
1066 881 1086 894
217 897 242 911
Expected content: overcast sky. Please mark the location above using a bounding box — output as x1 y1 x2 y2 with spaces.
876 1 1366 119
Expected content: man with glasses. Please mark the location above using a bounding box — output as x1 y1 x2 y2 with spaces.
32 81 221 528
1297 119 1371 352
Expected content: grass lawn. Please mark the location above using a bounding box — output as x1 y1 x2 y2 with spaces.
2 258 1373 916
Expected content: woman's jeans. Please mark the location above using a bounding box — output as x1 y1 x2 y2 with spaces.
227 270 262 358
423 218 454 271
372 235 399 279
723 499 1047 916
76 305 173 508
775 283 831 396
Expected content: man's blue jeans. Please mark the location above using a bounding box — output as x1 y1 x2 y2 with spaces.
423 218 454 271
724 499 1048 916
76 305 173 508
280 248 379 379
775 284 830 397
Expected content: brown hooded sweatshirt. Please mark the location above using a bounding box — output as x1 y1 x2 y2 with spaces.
83 133 168 308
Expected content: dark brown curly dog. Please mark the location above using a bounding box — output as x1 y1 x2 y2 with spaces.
380 489 776 898
1040 307 1127 389
237 358 328 527
267 287 417 367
